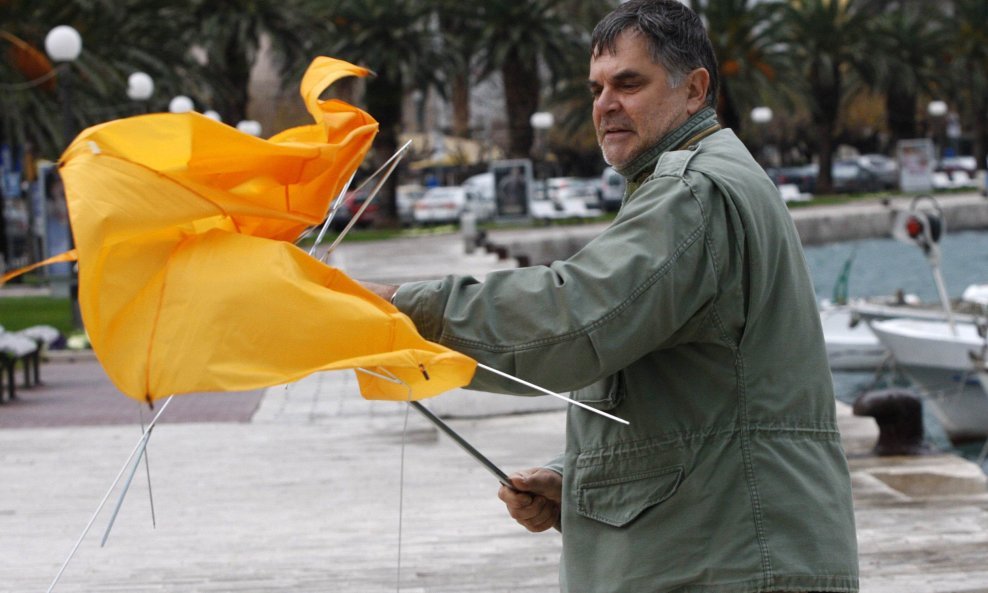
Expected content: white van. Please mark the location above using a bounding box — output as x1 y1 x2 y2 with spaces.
462 172 497 220
396 184 425 226
600 167 626 212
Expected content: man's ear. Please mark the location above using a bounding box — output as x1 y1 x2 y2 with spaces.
684 68 710 115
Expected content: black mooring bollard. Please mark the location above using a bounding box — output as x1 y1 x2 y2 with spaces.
852 389 931 456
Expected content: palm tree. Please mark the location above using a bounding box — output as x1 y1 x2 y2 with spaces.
473 0 589 159
865 3 948 151
1 0 205 157
778 0 879 194
944 0 988 174
431 2 486 139
323 0 441 223
691 0 789 134
188 0 328 126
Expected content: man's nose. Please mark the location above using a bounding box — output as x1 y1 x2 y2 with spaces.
594 87 620 113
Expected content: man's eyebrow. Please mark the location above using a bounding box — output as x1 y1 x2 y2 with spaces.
611 69 646 83
588 69 646 89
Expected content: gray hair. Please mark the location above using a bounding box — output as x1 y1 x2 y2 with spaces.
591 0 719 108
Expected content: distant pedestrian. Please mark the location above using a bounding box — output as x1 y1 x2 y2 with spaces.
363 1 858 591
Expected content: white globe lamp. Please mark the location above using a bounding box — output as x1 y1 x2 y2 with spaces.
45 26 82 62
169 95 194 114
126 72 154 101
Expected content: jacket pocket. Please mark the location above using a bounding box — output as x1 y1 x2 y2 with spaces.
570 372 625 411
575 465 683 527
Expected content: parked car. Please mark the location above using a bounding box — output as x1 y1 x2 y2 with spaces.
767 160 887 195
397 183 425 226
938 155 978 175
600 167 626 211
462 172 495 203
856 154 898 190
546 177 600 209
413 185 489 224
766 164 817 194
329 187 378 231
831 160 885 193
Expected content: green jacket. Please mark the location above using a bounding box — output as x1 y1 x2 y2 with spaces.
394 108 859 593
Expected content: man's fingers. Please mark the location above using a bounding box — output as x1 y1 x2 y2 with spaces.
498 484 533 506
498 467 562 532
515 497 559 533
511 468 562 503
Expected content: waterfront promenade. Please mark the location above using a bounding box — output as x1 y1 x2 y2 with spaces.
2 194 988 592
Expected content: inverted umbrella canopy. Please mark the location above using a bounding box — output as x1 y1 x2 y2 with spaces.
59 56 477 403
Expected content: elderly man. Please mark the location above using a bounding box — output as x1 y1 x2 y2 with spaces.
365 1 859 591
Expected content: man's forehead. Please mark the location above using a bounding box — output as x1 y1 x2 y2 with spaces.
589 46 661 84
590 32 656 70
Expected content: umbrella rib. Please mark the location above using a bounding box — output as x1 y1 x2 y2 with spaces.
137 404 158 529
474 363 630 425
46 396 174 593
322 140 414 260
99 423 155 547
307 171 356 256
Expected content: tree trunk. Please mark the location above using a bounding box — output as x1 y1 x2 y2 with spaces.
222 40 251 126
451 69 471 138
365 74 403 225
885 86 917 151
972 93 987 179
815 120 835 194
501 48 539 159
717 80 740 132
811 62 841 195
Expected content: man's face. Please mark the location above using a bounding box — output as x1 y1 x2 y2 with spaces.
589 30 694 169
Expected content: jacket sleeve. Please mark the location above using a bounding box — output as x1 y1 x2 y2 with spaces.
393 168 731 394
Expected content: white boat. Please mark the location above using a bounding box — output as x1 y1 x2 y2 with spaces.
850 294 984 326
820 305 888 371
869 318 988 444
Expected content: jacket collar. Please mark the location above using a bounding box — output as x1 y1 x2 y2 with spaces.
615 106 720 184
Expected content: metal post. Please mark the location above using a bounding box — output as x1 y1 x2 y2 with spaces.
58 63 82 330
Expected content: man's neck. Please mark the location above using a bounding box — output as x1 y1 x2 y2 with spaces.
615 107 720 183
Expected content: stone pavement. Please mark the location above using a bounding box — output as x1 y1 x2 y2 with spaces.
0 353 264 429
1 226 988 593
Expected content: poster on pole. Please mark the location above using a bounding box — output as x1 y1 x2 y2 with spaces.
896 139 935 193
491 159 532 220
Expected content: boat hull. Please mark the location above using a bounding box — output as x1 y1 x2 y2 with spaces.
820 306 888 371
870 318 988 443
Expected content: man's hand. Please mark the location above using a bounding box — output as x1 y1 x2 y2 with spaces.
360 281 398 303
497 467 562 532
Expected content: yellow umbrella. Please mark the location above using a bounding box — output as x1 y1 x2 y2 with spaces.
56 56 476 404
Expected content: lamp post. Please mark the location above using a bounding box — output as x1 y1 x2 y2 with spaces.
750 106 773 166
45 25 83 329
927 100 948 161
126 72 154 114
169 95 194 114
236 120 262 137
45 26 82 149
529 111 554 201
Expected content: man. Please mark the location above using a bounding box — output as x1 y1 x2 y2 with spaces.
364 1 859 591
